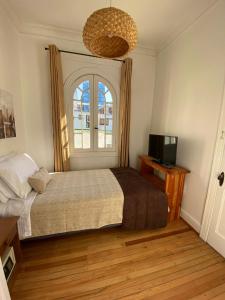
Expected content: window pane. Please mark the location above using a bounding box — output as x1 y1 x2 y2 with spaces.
82 103 90 113
74 133 82 148
98 130 105 148
97 81 114 150
74 116 82 129
79 80 89 91
106 118 112 133
98 103 104 114
82 114 90 129
82 90 90 103
73 101 81 115
98 92 105 105
106 134 112 148
83 130 90 149
73 88 82 100
73 80 91 149
105 91 112 102
98 101 105 148
98 82 108 93
106 103 113 117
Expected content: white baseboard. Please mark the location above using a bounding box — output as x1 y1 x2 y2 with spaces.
180 208 201 233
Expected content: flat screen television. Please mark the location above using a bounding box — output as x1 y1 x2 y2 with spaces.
148 134 178 166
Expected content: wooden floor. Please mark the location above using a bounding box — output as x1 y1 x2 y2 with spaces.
11 219 225 300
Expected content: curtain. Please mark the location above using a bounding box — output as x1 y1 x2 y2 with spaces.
118 58 133 168
49 44 70 172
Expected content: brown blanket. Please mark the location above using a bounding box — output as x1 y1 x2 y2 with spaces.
111 168 168 230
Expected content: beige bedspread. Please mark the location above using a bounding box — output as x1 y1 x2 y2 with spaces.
30 169 124 237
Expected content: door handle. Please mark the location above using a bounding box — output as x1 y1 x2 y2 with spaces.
217 172 224 186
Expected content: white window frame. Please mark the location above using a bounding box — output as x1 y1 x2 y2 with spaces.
67 74 118 156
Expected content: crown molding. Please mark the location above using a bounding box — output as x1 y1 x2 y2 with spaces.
19 22 82 43
132 44 156 57
19 22 157 57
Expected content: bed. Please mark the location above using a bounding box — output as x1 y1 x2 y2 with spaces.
30 169 124 238
0 154 168 240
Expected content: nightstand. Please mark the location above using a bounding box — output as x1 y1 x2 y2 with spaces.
0 217 22 290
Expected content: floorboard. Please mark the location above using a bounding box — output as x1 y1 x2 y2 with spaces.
11 219 225 300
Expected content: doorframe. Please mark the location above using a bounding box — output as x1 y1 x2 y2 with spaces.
200 79 225 241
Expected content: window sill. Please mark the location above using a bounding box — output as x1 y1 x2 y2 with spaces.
70 151 118 158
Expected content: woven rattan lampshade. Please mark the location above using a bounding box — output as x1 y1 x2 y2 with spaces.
83 7 137 58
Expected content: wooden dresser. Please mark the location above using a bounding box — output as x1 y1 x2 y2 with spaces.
139 155 190 221
0 217 21 290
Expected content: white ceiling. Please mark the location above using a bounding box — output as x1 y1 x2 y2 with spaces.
7 0 218 50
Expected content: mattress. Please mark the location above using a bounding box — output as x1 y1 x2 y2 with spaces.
30 169 124 237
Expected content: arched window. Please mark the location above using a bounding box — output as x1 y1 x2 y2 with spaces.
71 75 116 152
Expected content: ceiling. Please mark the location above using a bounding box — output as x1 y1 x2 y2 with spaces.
7 0 218 50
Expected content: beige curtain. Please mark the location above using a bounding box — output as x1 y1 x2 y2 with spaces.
118 58 133 168
49 44 70 172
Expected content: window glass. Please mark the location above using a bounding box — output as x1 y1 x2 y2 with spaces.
73 80 91 149
97 82 113 149
72 77 114 151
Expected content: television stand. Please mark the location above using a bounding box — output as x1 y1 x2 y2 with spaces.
139 155 190 221
161 164 174 169
151 160 174 169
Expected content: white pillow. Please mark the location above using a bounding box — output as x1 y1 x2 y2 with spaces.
0 191 8 203
0 153 39 198
0 152 16 162
0 179 16 203
0 153 39 181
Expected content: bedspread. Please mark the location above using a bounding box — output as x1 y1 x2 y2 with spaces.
111 168 168 229
30 169 124 237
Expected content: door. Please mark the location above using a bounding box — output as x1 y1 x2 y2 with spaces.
200 90 225 258
201 81 225 257
207 139 225 257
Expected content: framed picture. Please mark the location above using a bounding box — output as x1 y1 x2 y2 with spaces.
0 89 16 139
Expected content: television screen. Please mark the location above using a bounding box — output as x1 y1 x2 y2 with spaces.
148 134 178 166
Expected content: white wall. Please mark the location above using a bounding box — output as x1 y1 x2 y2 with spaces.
130 52 155 168
0 5 25 156
151 0 225 231
19 33 155 171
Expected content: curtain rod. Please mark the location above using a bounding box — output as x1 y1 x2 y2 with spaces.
44 47 124 63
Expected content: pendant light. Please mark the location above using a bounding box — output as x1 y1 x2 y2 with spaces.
83 1 137 58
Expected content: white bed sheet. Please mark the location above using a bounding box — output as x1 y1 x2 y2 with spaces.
0 191 37 239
